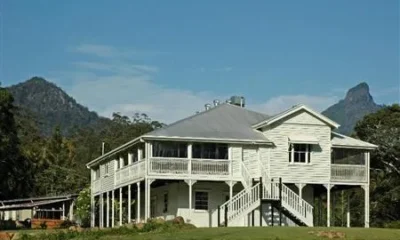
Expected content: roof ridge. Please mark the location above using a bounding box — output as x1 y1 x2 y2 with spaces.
225 102 269 117
144 103 228 136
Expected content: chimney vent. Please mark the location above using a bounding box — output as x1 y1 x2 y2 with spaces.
205 103 211 111
230 96 245 107
213 99 220 107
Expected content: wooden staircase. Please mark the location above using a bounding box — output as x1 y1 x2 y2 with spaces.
218 164 313 227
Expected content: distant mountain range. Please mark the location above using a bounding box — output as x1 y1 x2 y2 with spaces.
322 82 383 135
6 77 383 136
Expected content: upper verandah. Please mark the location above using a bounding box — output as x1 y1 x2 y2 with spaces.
86 103 377 168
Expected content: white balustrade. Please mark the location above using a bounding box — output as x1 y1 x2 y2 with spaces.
220 183 261 223
115 161 145 186
148 157 231 176
331 164 367 182
191 159 230 175
149 157 189 174
280 184 313 226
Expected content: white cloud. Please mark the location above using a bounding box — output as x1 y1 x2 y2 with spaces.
66 73 223 123
251 95 339 115
74 44 120 58
73 44 168 59
55 44 338 124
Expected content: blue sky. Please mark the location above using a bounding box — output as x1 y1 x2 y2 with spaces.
1 0 399 122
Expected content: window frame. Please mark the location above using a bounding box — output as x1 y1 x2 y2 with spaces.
194 191 209 211
104 162 109 176
192 143 229 160
288 143 312 164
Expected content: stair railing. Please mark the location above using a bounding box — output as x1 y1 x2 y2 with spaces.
218 182 261 226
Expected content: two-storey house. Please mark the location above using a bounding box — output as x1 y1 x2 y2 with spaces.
86 98 377 228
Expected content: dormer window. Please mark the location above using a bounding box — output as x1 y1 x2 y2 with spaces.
289 144 312 164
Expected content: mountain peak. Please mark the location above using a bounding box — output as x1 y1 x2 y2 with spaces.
322 82 382 135
345 82 373 104
7 77 104 135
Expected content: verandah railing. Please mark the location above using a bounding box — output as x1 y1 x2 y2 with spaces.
148 157 231 176
331 164 367 182
115 160 146 186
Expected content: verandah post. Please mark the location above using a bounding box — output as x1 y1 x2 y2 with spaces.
279 177 282 226
224 205 228 227
251 178 255 226
259 177 263 226
217 205 220 227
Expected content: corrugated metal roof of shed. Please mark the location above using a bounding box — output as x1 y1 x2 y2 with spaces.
143 103 272 142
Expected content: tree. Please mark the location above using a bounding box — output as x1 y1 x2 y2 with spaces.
0 87 33 199
354 104 400 226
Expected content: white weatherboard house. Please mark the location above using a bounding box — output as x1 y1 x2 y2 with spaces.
86 97 377 228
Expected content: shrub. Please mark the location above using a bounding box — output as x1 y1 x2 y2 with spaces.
384 221 400 229
40 221 47 229
60 220 76 229
75 187 91 227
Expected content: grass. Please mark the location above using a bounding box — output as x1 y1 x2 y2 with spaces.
6 226 400 240
96 227 400 240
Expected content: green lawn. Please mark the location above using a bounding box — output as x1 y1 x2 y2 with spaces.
98 227 400 240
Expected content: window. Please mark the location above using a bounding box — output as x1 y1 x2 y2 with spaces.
153 141 188 158
289 144 311 164
195 191 209 210
331 149 365 165
123 156 129 167
94 167 100 180
104 162 109 175
192 143 228 159
163 193 168 213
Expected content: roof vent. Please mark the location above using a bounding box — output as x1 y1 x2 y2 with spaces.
213 99 220 107
230 96 245 107
205 103 211 111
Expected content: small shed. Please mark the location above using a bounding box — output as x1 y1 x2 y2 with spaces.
0 194 77 229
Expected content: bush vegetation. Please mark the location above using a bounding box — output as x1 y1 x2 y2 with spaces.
19 217 196 240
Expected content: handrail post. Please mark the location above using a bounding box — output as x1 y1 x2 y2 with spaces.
279 177 282 226
224 205 228 227
259 177 263 226
251 178 255 226
217 205 220 227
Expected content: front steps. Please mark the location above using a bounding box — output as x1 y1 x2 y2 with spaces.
217 177 313 227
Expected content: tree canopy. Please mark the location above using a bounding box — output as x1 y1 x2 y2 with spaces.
354 104 400 226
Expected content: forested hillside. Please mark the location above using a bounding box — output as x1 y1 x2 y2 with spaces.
0 82 163 199
7 77 109 136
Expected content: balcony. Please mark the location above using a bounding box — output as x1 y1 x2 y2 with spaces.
148 157 231 177
115 160 146 186
331 164 367 182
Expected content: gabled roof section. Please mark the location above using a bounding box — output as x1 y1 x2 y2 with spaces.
252 104 340 129
143 103 272 144
331 132 378 150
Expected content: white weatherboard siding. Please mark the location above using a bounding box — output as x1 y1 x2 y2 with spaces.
259 147 270 174
143 182 242 227
231 145 242 178
243 146 260 178
100 160 115 193
263 110 331 184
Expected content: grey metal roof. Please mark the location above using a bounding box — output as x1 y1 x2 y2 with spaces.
331 132 378 150
143 103 272 143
